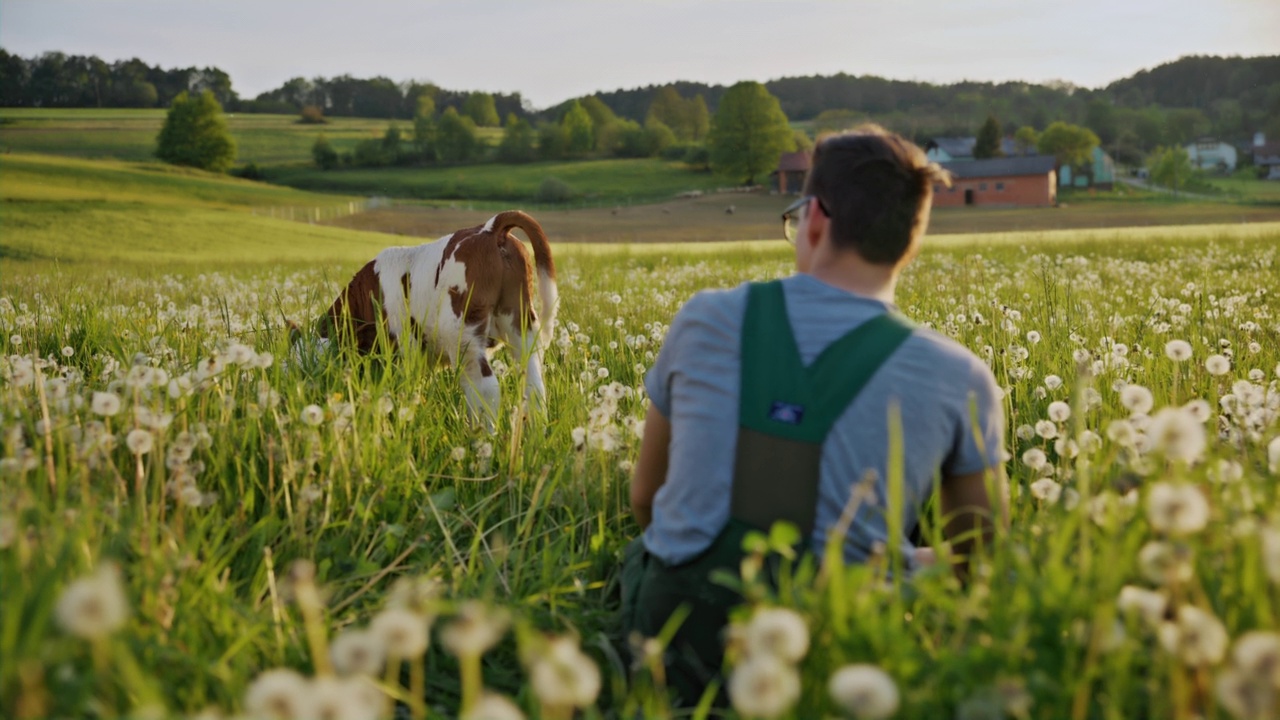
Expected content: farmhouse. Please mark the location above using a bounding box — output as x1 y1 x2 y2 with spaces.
1252 135 1280 180
1184 137 1238 173
925 137 1025 163
771 151 811 194
933 155 1057 208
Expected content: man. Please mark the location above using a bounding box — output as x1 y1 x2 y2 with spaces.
621 125 1007 704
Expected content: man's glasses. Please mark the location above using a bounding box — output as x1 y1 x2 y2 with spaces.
781 195 828 244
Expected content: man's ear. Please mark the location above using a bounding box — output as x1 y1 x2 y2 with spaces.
805 198 825 249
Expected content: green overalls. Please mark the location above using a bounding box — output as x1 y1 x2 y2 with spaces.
620 280 914 705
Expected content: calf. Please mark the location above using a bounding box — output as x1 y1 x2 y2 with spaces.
319 210 557 425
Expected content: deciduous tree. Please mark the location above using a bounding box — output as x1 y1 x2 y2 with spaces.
155 90 236 172
1148 145 1193 195
707 81 793 185
462 92 500 127
561 100 594 157
1036 121 1099 171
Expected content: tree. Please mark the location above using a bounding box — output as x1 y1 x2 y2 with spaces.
462 92 500 127
1036 121 1099 171
687 95 710 141
155 90 236 172
974 115 1004 159
707 81 793 185
413 95 437 161
312 134 338 169
497 113 536 163
537 122 569 160
561 100 594 157
813 109 867 135
1013 126 1039 156
435 107 480 162
1148 145 1193 195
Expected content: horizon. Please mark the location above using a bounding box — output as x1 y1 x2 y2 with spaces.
2 1 1278 111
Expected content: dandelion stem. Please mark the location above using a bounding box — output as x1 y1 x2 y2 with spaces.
460 652 481 716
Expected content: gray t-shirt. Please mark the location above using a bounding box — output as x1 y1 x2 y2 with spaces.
643 273 1004 566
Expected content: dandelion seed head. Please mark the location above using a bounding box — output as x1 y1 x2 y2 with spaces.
827 664 900 720
1206 354 1231 376
1158 605 1229 666
1148 407 1207 464
462 692 526 720
330 628 386 677
1030 478 1062 504
728 654 801 720
1047 401 1071 423
370 607 429 659
1164 339 1193 361
1138 541 1194 585
743 607 810 663
528 636 602 710
1117 585 1167 627
244 668 310 720
1119 385 1154 415
300 404 324 427
1146 483 1210 536
91 391 122 417
440 601 509 658
55 562 129 640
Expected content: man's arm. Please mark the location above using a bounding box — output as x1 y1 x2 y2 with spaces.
939 467 1007 581
630 402 672 530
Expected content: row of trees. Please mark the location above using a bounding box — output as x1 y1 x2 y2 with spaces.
6 47 1275 152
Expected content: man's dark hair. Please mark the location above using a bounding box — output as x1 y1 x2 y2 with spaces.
803 124 949 265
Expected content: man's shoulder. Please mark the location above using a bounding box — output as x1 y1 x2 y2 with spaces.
901 325 996 384
674 282 751 325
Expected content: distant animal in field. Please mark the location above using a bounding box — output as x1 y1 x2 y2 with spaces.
317 210 557 425
725 205 735 215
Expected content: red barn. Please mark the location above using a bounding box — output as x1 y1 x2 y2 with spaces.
932 156 1058 208
772 151 811 194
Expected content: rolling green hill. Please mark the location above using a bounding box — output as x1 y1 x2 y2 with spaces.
0 153 391 265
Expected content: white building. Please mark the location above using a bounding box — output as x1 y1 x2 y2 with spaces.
1184 137 1237 173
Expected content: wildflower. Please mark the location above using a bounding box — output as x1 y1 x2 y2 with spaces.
743 607 810 663
570 427 586 450
1034 420 1058 440
376 395 395 415
476 442 493 459
1046 401 1071 423
1268 436 1280 474
1215 667 1275 720
1261 527 1280 584
1147 483 1209 536
1164 340 1193 361
1015 424 1035 441
9 334 21 346
124 429 154 456
1043 375 1063 390
827 664 900 720
370 607 430 659
528 635 602 711
300 404 324 427
55 563 129 640
61 346 75 358
330 628 386 677
0 515 15 549
1138 541 1194 585
1148 407 1206 464
463 692 526 720
1158 605 1229 666
1077 430 1102 454
1119 385 1154 415
244 668 310 720
440 601 510 658
451 447 467 462
728 654 801 720
1030 478 1062 504
1117 585 1167 627
1183 399 1212 423
1106 420 1136 446
1206 354 1231 376
309 676 381 720
91 391 122 417
1231 631 1280 686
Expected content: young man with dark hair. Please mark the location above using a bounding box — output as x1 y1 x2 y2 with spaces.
620 125 1007 704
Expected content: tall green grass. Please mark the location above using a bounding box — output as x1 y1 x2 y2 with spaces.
2 222 1278 718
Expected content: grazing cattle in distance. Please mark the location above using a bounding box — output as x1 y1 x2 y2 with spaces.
320 210 557 426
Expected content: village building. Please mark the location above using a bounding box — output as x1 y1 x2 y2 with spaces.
1059 147 1117 190
933 155 1058 208
770 151 811 194
924 137 1025 163
1184 137 1238 173
1252 133 1280 180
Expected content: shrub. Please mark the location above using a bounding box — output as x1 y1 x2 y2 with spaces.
155 90 236 173
535 177 574 204
312 135 339 170
231 162 264 180
298 105 327 124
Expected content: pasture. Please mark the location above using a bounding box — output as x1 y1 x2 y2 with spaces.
3 182 1279 720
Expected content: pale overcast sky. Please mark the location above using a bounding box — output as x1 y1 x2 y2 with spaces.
1 0 1276 109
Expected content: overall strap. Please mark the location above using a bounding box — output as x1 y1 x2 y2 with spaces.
738 280 915 443
731 280 914 535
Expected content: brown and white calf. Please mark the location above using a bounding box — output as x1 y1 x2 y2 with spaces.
319 210 557 424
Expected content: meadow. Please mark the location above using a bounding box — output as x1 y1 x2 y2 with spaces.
3 182 1280 720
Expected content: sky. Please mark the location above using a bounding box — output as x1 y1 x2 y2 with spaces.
1 0 1277 110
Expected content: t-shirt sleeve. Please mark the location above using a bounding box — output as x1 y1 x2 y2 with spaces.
942 359 1006 477
644 289 742 419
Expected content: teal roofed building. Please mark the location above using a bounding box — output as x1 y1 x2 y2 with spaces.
1059 147 1116 190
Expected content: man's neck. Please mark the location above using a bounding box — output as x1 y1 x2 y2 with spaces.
806 248 899 305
